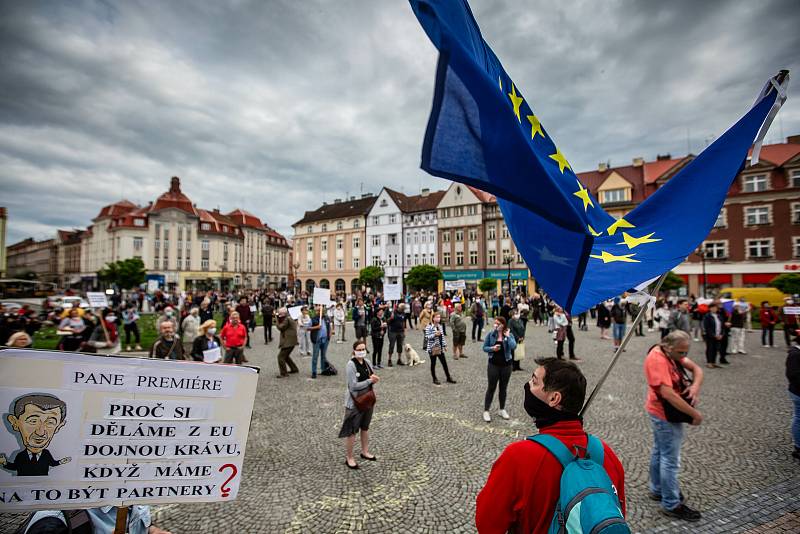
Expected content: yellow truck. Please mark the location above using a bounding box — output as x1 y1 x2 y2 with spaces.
718 287 789 307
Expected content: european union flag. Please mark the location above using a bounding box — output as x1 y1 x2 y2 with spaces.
410 0 788 313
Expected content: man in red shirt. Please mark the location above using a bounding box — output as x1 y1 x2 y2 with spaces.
644 329 704 522
220 311 247 365
476 358 626 534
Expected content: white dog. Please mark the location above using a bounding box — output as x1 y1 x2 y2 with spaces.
404 343 426 366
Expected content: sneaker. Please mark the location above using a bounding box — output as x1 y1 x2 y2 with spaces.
135 345 142 351
762 344 769 348
693 338 700 342
126 346 132 352
482 411 491 422
461 354 468 358
661 504 701 522
498 409 510 420
649 491 685 504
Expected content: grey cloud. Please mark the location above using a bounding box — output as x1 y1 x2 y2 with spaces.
0 0 798 244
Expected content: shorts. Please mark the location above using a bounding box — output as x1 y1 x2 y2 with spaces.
613 323 626 341
338 407 373 437
452 332 466 346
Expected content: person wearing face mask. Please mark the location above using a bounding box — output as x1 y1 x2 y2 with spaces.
149 321 186 360
155 307 178 335
481 317 517 422
781 297 798 348
191 320 222 362
596 301 612 340
508 310 525 371
339 341 380 470
220 311 247 365
476 358 626 533
425 312 456 385
644 330 704 522
88 309 120 354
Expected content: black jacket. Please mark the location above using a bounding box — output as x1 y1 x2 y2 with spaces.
310 315 332 344
3 449 59 476
702 313 723 339
191 335 222 362
787 345 800 397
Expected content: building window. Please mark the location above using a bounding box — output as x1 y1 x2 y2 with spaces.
201 259 209 270
742 174 768 192
389 214 396 224
502 248 510 260
792 169 800 188
353 220 360 228
352 236 360 248
443 252 451 266
421 231 427 243
794 237 800 258
185 258 190 270
389 234 397 245
134 218 145 227
321 259 328 270
336 238 343 249
703 241 727 259
713 208 727 229
746 239 773 259
406 254 411 266
467 205 477 215
372 256 381 266
501 224 509 239
337 221 343 230
307 226 313 233
442 231 450 243
469 250 478 264
336 258 343 269
744 205 771 226
414 254 419 265
488 250 497 265
133 237 143 251
429 230 435 242
487 225 496 240
468 228 478 241
792 202 800 224
372 216 380 225
163 258 169 270
307 239 313 252
601 188 627 203
372 235 380 246
516 252 523 264
353 258 360 269
456 251 464 266
201 239 209 251
455 230 464 242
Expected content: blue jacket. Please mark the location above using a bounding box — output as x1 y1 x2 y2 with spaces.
483 328 517 363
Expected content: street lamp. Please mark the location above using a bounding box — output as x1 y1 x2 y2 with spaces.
694 246 707 298
503 254 513 298
292 261 300 294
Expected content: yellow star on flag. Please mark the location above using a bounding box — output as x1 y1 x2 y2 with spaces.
573 180 594 211
507 83 523 122
549 149 571 174
588 224 602 237
618 231 661 249
590 250 640 263
526 114 544 140
606 217 635 236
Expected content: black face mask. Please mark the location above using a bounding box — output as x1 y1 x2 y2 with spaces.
523 382 581 429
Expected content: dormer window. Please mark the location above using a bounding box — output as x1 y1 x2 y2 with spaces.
134 218 145 227
201 223 211 230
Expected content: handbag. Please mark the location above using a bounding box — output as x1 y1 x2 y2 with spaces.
659 359 694 424
350 360 377 411
514 341 526 361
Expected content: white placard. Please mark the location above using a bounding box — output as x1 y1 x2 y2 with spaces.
147 280 159 293
249 305 256 313
0 349 258 510
313 287 332 306
784 306 800 315
203 347 222 363
444 280 466 290
383 283 402 301
86 292 109 308
288 305 303 320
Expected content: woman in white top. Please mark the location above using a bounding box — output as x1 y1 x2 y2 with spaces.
181 307 201 356
298 307 313 355
334 303 347 343
654 301 672 339
553 306 569 359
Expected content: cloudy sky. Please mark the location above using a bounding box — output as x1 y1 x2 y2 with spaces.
1 0 798 244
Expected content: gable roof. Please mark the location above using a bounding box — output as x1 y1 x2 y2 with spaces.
226 208 263 229
467 185 496 203
94 200 137 221
643 157 691 184
748 142 800 167
293 195 377 226
577 164 646 203
197 209 242 238
382 188 448 213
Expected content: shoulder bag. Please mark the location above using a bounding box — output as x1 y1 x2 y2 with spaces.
659 359 694 424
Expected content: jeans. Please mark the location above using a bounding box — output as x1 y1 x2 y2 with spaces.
649 414 685 511
705 337 720 364
224 347 244 364
430 354 452 382
791 391 800 449
612 323 626 341
372 336 384 367
311 337 329 376
124 323 140 345
484 363 512 410
761 325 774 346
472 318 484 340
690 319 701 339
264 321 273 343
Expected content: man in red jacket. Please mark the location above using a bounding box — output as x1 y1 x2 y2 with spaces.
476 358 625 534
220 311 248 365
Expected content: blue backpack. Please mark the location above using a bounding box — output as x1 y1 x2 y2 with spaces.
528 434 629 534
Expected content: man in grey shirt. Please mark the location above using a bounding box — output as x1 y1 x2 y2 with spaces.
668 300 691 334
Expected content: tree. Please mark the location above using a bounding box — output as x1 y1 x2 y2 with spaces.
478 278 497 293
98 258 146 289
657 271 686 292
770 273 800 296
405 265 442 291
358 266 385 289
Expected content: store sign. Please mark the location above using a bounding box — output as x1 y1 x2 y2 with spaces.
485 269 530 280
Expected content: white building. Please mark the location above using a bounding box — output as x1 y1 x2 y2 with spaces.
365 187 446 287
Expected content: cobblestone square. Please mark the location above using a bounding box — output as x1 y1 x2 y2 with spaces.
133 321 799 533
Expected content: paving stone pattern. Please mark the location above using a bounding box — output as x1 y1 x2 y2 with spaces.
1 321 797 533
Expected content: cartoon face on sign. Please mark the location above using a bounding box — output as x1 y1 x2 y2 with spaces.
0 393 72 476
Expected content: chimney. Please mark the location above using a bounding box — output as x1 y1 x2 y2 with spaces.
787 134 800 145
656 153 672 161
632 157 644 167
170 176 181 193
322 201 328 206
361 193 372 198
421 188 430 197
598 162 608 172
350 196 356 201
334 198 342 204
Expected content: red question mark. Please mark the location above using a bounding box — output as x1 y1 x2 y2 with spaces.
218 463 238 498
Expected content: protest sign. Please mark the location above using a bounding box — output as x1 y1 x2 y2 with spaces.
203 347 222 363
0 349 258 511
312 287 332 306
288 305 303 320
86 292 109 309
383 283 402 301
784 306 800 315
444 280 466 291
147 280 159 293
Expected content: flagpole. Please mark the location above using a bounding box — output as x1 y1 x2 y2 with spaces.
579 271 669 417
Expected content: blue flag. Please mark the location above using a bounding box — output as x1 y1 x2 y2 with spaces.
410 0 788 313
